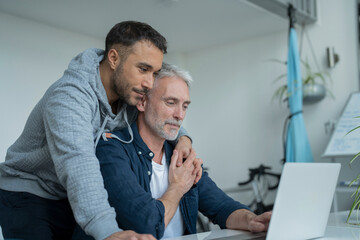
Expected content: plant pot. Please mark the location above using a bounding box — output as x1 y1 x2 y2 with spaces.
303 83 326 104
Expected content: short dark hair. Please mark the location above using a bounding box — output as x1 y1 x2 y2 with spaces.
104 21 167 58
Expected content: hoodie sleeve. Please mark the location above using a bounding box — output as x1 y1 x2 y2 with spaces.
168 126 192 147
43 81 120 240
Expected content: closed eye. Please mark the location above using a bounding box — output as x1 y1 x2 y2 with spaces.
139 66 148 72
153 71 160 78
137 62 153 73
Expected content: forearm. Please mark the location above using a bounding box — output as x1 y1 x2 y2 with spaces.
60 154 121 239
158 184 184 227
226 209 257 230
160 148 196 227
198 172 251 228
44 92 121 240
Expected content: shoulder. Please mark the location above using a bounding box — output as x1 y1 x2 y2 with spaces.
43 77 98 114
96 129 135 157
51 76 96 99
96 131 141 170
97 129 129 148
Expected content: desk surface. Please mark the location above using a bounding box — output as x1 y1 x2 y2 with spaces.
169 211 360 240
324 211 360 240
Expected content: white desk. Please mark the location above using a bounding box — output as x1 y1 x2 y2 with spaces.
168 211 360 240
0 211 359 240
325 211 360 239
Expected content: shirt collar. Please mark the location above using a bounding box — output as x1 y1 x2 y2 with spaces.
130 122 173 164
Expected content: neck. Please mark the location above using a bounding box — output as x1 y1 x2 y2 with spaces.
137 115 165 164
99 61 119 105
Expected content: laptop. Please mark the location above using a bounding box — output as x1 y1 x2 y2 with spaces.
217 162 341 240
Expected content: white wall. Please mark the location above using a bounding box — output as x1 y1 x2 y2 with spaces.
177 0 359 206
302 1 359 161
0 12 103 161
183 31 287 188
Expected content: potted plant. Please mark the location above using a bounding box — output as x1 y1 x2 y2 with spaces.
346 121 360 224
271 59 334 104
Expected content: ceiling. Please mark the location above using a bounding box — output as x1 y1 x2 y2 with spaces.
0 0 288 53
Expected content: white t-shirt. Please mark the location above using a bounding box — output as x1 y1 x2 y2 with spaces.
150 152 185 239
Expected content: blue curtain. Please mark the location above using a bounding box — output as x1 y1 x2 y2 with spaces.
285 28 314 162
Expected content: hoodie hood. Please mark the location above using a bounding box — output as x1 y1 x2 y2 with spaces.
65 48 137 146
67 48 114 119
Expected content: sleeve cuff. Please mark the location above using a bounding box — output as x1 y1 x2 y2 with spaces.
218 204 251 229
86 213 122 240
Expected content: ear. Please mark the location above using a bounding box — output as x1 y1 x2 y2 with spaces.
107 49 120 70
136 96 147 112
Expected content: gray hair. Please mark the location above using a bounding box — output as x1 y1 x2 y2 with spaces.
155 62 193 87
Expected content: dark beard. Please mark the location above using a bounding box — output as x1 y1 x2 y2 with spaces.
111 64 132 105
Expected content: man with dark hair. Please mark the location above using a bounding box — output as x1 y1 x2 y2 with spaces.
75 63 271 239
0 21 201 240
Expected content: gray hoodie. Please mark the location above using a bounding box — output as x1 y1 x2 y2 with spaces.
0 48 138 240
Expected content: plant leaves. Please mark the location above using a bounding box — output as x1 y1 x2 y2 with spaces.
350 152 360 165
347 183 360 223
266 58 287 65
272 73 287 83
347 117 360 224
270 58 333 104
346 126 360 136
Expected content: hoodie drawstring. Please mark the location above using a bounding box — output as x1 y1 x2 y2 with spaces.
106 110 134 144
94 115 110 148
94 110 134 148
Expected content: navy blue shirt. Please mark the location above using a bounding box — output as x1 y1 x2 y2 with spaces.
95 122 249 239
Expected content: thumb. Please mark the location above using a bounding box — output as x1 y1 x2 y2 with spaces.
170 150 179 169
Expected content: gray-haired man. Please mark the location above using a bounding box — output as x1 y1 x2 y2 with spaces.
73 63 271 239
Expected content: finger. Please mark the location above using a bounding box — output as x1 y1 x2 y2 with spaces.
186 148 196 160
181 147 192 159
183 150 196 167
170 150 179 169
139 234 156 240
262 212 272 226
192 158 202 175
258 211 272 222
194 160 203 184
194 169 202 184
179 148 190 159
148 234 156 240
194 175 201 184
175 136 192 157
249 214 271 232
248 220 265 232
176 150 184 167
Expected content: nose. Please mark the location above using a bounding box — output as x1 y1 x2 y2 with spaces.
174 106 186 121
141 73 154 90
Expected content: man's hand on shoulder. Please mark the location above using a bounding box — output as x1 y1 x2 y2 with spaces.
175 136 203 184
105 230 155 240
175 136 192 164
